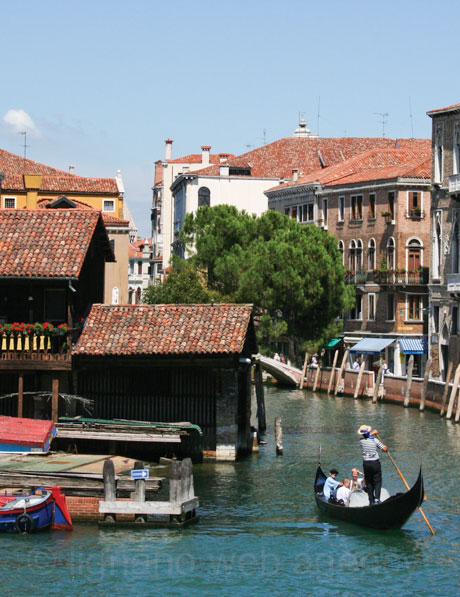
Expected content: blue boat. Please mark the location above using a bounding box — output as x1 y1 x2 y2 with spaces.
0 486 73 533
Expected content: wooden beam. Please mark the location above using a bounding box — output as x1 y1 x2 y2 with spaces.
354 362 365 399
419 357 432 411
17 373 24 418
51 377 59 423
312 365 321 392
403 355 414 408
446 364 460 420
372 366 383 404
299 352 309 389
440 361 454 416
334 349 349 396
0 359 72 371
99 497 199 516
327 350 339 395
56 429 182 442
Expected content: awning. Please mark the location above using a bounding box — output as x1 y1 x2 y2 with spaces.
399 338 428 355
326 338 342 349
350 338 395 355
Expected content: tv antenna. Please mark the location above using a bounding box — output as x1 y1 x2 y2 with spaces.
257 128 267 145
409 97 414 138
19 131 29 158
317 96 321 136
374 112 389 137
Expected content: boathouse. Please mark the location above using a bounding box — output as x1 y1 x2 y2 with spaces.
72 303 257 461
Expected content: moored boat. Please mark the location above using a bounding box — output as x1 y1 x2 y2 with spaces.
314 465 424 530
0 486 73 533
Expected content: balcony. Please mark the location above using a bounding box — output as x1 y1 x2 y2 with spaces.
372 269 429 286
0 326 72 371
406 209 425 219
345 270 368 285
449 173 460 195
447 273 460 294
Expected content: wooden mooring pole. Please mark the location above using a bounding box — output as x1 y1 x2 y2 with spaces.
334 349 349 396
17 373 24 418
255 364 266 432
354 362 365 399
103 458 116 522
275 417 283 455
403 355 414 408
312 365 321 392
299 352 309 389
440 361 454 417
51 377 59 424
446 364 460 420
419 357 432 412
327 350 339 395
372 366 383 404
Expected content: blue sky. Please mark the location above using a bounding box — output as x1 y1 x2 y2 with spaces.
1 0 459 236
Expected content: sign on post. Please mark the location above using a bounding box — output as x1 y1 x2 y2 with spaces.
131 469 149 480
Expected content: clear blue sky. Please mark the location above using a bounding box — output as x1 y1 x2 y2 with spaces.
1 0 459 236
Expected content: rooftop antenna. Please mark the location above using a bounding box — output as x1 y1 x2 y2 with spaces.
409 97 414 139
317 96 321 137
373 112 389 137
257 129 267 145
19 131 29 158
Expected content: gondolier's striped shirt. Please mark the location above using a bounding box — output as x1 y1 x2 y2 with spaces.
360 436 384 461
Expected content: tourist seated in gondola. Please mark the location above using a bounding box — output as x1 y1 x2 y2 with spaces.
358 424 388 505
323 468 343 500
336 478 351 505
350 468 364 491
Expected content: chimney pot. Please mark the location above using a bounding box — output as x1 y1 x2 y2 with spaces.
292 168 299 182
165 139 173 161
201 145 211 166
69 165 76 174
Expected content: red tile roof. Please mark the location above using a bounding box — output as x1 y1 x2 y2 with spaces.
129 238 151 258
427 102 460 116
167 153 234 165
189 137 430 179
36 197 129 226
0 209 112 278
266 146 431 192
0 148 119 194
73 303 254 356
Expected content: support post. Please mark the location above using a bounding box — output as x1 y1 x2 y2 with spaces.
327 350 339 395
446 364 460 420
17 373 24 418
51 377 59 423
372 366 383 404
275 416 283 455
255 364 266 432
334 349 349 396
403 355 414 408
440 361 454 417
180 458 194 501
312 365 321 392
354 362 365 399
134 460 146 504
103 458 116 522
169 460 182 503
419 357 432 412
299 352 309 389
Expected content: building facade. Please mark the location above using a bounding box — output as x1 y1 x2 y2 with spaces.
128 238 157 303
427 102 460 380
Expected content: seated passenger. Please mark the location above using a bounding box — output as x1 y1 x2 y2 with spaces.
350 467 364 491
323 468 343 499
336 478 351 504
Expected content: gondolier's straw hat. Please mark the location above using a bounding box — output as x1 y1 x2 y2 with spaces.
357 424 372 435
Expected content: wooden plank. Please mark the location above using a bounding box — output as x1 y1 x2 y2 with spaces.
312 366 321 392
354 362 365 399
419 357 432 411
446 364 460 419
299 352 309 389
99 497 199 516
372 366 383 404
327 350 339 395
334 349 349 396
0 360 72 371
56 429 181 443
403 355 414 408
440 361 454 416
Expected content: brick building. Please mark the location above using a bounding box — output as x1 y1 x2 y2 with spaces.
266 141 432 376
427 102 460 379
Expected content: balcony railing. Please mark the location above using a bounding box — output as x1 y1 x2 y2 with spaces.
372 269 428 285
449 173 460 194
406 209 425 219
345 270 367 284
0 329 72 363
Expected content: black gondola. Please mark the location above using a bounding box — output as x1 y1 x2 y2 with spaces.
314 465 424 530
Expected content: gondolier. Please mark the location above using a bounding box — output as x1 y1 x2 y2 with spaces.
358 425 388 505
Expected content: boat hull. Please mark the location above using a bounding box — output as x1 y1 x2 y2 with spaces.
314 465 424 530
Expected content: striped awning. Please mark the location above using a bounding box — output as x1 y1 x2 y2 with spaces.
350 337 395 355
399 338 428 355
326 338 342 349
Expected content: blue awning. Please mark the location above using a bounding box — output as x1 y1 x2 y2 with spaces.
399 338 428 355
326 338 342 349
350 338 395 355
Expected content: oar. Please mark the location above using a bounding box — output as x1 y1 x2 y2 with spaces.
376 433 434 536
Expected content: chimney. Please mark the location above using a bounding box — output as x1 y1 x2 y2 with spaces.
69 165 76 174
220 164 230 176
219 153 229 163
201 145 211 166
165 139 173 161
292 168 299 182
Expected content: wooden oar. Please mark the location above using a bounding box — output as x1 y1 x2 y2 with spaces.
376 433 434 536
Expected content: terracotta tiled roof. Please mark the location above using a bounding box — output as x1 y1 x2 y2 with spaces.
266 147 431 193
101 213 129 226
167 153 234 165
129 238 151 258
188 137 429 179
36 197 129 227
0 148 119 194
73 303 254 356
427 102 460 116
0 209 110 278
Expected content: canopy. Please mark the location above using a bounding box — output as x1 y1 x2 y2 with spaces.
326 338 342 349
350 337 395 355
399 338 428 355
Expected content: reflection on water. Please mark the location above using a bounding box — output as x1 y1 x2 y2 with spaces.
1 387 459 595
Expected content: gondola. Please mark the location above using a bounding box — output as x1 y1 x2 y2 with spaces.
314 465 424 530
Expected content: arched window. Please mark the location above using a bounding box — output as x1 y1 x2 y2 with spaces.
198 187 210 208
128 288 134 304
338 240 344 265
349 239 356 271
434 123 443 184
406 238 423 271
433 214 442 280
386 237 395 269
368 238 376 270
452 222 459 274
356 239 363 270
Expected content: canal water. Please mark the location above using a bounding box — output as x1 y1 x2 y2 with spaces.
2 388 459 595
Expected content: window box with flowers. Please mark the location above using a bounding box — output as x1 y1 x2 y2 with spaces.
381 210 393 224
0 321 71 355
408 206 423 219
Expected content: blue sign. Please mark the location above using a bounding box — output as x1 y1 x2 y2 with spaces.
131 469 149 480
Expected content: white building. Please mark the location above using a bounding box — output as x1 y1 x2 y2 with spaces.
128 238 155 304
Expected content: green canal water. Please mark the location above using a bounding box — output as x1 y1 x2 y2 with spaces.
2 388 460 595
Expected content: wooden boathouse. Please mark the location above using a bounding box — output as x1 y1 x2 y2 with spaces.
72 303 257 461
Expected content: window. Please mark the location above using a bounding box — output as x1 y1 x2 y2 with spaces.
129 262 134 275
338 240 344 265
3 197 16 208
452 307 458 335
198 187 210 208
138 261 142 275
338 197 345 222
301 203 314 222
351 195 363 220
407 295 422 320
284 207 290 216
454 123 460 176
109 239 115 255
387 294 395 321
369 193 376 219
356 239 363 270
452 222 460 274
434 123 443 184
388 192 395 220
103 200 115 212
368 238 376 270
44 289 66 323
349 240 356 271
322 198 328 227
433 213 442 280
433 306 440 333
111 287 119 305
291 206 299 220
407 238 422 271
368 293 376 321
350 294 362 320
386 237 395 269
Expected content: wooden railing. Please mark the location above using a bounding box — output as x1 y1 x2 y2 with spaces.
0 331 72 362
